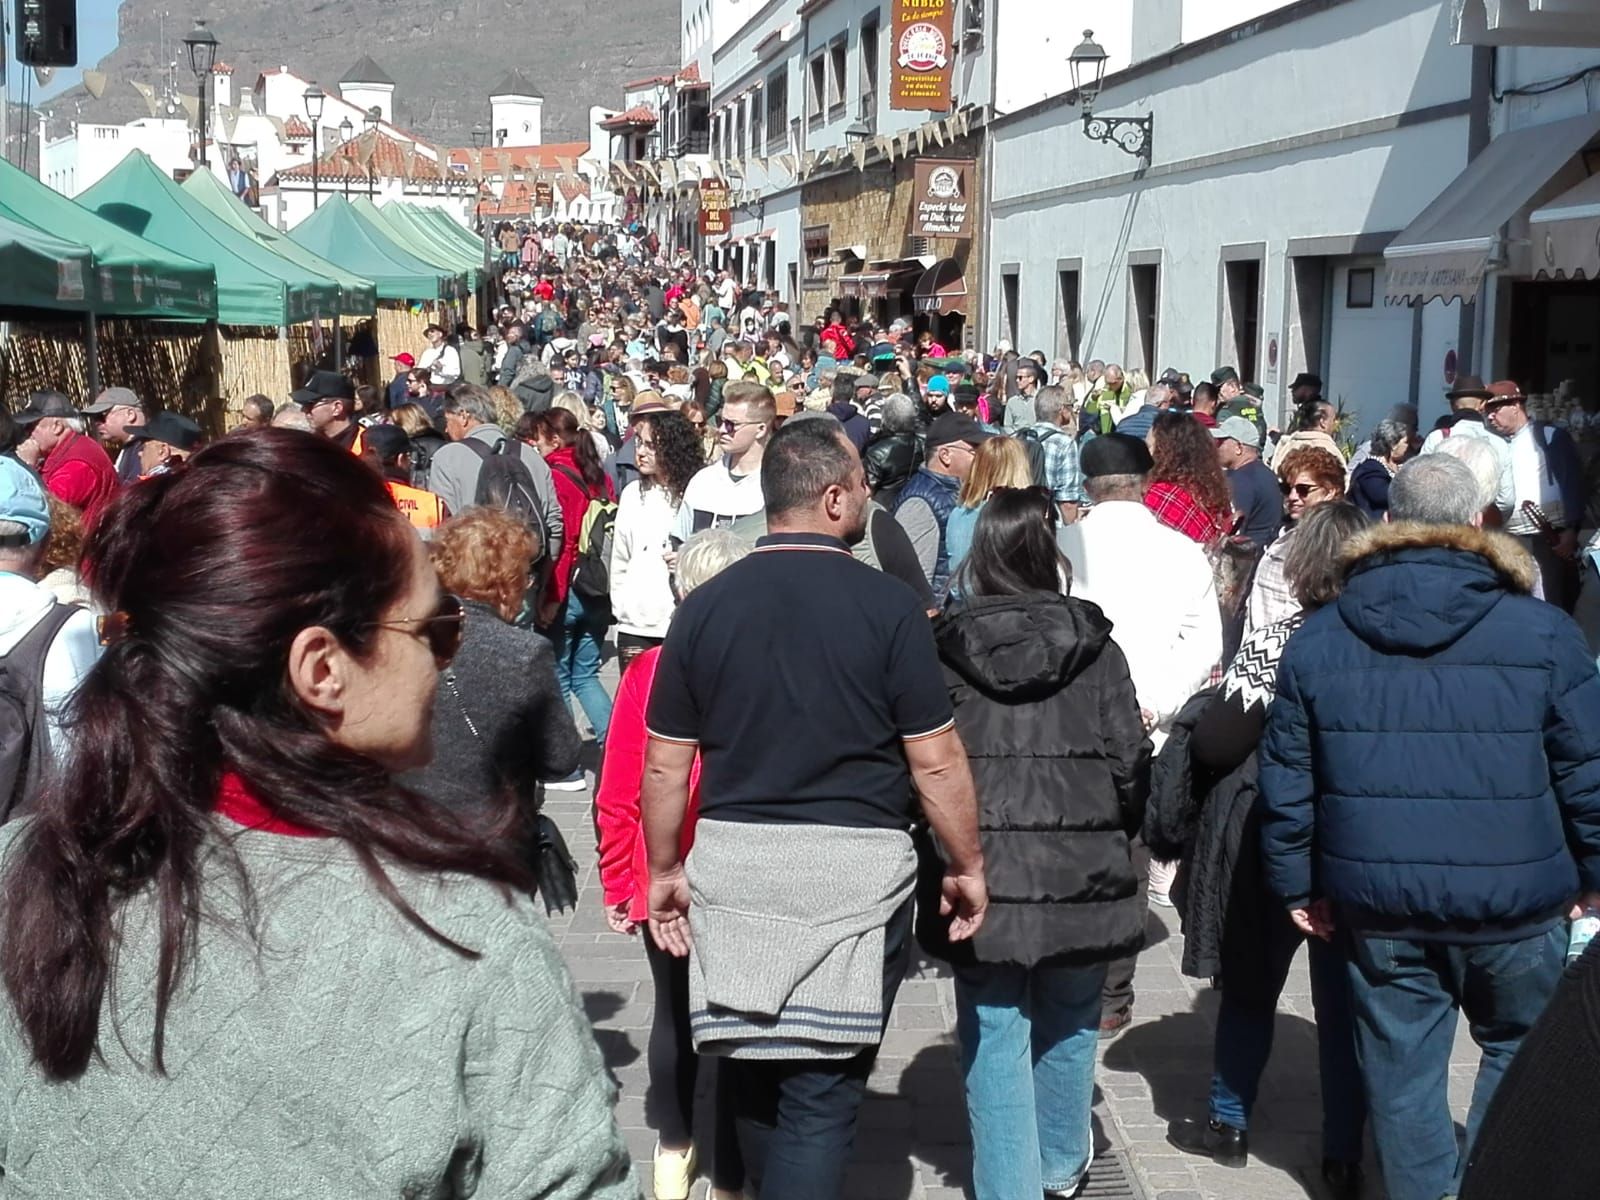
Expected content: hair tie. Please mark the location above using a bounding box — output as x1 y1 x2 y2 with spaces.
97 611 134 647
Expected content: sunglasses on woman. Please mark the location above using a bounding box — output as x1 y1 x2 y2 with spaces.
1280 481 1320 499
367 593 465 668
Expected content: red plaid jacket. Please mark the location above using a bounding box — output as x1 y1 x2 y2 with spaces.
1144 482 1229 544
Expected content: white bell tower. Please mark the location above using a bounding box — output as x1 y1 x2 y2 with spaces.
489 70 543 147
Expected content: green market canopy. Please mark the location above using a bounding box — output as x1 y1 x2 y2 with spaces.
0 153 215 319
0 212 95 314
353 198 480 291
82 151 341 327
291 194 460 302
181 169 377 317
411 205 488 258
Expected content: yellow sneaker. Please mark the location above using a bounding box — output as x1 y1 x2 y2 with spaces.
653 1143 697 1200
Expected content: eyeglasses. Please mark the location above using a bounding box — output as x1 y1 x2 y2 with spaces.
1280 481 1322 499
718 418 764 434
366 593 465 668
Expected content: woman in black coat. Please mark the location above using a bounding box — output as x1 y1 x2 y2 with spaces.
1149 501 1370 1197
924 487 1150 1200
399 508 582 909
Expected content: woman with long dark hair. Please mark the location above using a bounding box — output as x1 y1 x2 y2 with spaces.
1144 410 1233 543
609 410 704 674
0 430 632 1197
531 408 616 786
930 487 1151 1200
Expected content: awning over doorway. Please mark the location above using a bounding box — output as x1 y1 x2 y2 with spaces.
1384 110 1600 306
840 267 920 298
914 258 968 315
1530 172 1600 280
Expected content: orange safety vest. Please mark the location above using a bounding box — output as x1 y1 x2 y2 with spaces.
386 480 446 532
349 427 367 457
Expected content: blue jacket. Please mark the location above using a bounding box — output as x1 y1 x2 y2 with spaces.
893 467 960 597
1260 520 1600 942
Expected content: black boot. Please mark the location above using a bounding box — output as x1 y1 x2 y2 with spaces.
1166 1118 1248 1168
1320 1158 1364 1199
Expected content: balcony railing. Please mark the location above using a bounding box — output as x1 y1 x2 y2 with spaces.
671 130 710 157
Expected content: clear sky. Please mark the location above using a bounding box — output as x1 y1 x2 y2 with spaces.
4 0 121 103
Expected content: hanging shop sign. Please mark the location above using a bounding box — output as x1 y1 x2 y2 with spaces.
699 177 731 235
891 0 956 112
910 158 975 238
534 180 554 209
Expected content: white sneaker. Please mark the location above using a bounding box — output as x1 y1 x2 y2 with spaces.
653 1143 697 1200
544 772 587 792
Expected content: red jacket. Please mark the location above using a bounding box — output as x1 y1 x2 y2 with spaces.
42 430 117 524
543 445 614 607
820 321 855 358
595 647 702 921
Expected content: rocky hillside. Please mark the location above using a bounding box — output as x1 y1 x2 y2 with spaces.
42 0 678 147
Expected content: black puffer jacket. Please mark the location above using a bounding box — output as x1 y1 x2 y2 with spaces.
920 592 1153 967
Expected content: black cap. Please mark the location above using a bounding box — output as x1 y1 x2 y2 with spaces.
926 411 995 450
13 390 80 425
291 370 356 408
363 424 412 461
1289 372 1323 392
952 380 981 402
1210 365 1240 387
125 410 203 452
1080 433 1154 478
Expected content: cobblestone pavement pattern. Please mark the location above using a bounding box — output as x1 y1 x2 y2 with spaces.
543 668 1486 1200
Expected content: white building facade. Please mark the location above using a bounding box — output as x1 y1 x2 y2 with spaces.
985 0 1600 437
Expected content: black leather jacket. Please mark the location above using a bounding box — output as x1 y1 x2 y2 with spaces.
863 431 924 506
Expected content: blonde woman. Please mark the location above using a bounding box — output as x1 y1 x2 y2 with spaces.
553 390 612 460
487 385 523 433
945 436 1034 582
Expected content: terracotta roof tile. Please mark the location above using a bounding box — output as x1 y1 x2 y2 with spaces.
597 105 656 131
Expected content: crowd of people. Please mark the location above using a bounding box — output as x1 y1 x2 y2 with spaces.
1 220 1600 1200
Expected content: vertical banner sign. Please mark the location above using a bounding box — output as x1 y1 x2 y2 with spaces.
699 178 731 235
534 181 554 210
911 158 975 238
891 0 956 112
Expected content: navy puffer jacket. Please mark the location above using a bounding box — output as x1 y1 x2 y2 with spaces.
1260 521 1600 942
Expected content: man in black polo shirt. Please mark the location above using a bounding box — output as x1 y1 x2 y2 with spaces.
642 419 987 1200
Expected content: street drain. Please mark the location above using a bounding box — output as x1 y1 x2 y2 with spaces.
1079 1149 1146 1198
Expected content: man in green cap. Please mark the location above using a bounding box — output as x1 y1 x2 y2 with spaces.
1214 366 1268 446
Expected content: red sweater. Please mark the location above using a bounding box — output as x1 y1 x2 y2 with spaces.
543 446 614 608
595 647 702 921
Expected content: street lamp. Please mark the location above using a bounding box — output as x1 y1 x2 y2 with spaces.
303 84 325 209
181 21 219 167
1068 29 1152 161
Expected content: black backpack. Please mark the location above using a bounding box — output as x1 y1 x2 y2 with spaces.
0 602 78 823
1014 425 1063 488
463 437 550 562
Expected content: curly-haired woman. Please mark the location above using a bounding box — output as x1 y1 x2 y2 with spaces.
1244 445 1348 638
1144 411 1233 544
610 410 706 673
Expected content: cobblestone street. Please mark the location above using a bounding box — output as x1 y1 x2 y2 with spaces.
545 735 1486 1200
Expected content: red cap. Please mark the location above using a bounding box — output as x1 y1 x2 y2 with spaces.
1487 380 1525 402
391 352 416 368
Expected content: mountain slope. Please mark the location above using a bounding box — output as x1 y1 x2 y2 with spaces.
43 0 678 148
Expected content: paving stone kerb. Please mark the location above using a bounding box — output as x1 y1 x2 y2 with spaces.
542 663 1484 1198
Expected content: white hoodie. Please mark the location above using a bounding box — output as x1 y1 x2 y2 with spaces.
0 572 101 761
608 481 681 640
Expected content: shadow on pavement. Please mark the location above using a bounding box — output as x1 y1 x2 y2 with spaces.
1102 999 1341 1198
583 988 641 1080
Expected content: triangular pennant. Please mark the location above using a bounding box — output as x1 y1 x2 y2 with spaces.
852 142 867 172
82 69 107 99
130 80 158 118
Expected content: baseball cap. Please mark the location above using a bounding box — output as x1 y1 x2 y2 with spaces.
0 456 49 546
292 370 356 408
12 391 80 426
1211 415 1261 448
82 386 141 416
390 352 416 368
926 411 993 450
125 411 203 452
927 376 952 395
1080 433 1154 478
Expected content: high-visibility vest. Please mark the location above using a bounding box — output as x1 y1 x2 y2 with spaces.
349 427 367 457
387 480 446 532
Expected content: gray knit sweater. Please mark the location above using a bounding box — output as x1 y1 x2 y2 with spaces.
0 820 638 1199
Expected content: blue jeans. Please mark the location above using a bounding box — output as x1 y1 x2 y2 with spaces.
546 591 611 746
954 960 1106 1199
1346 925 1565 1200
1210 914 1366 1161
